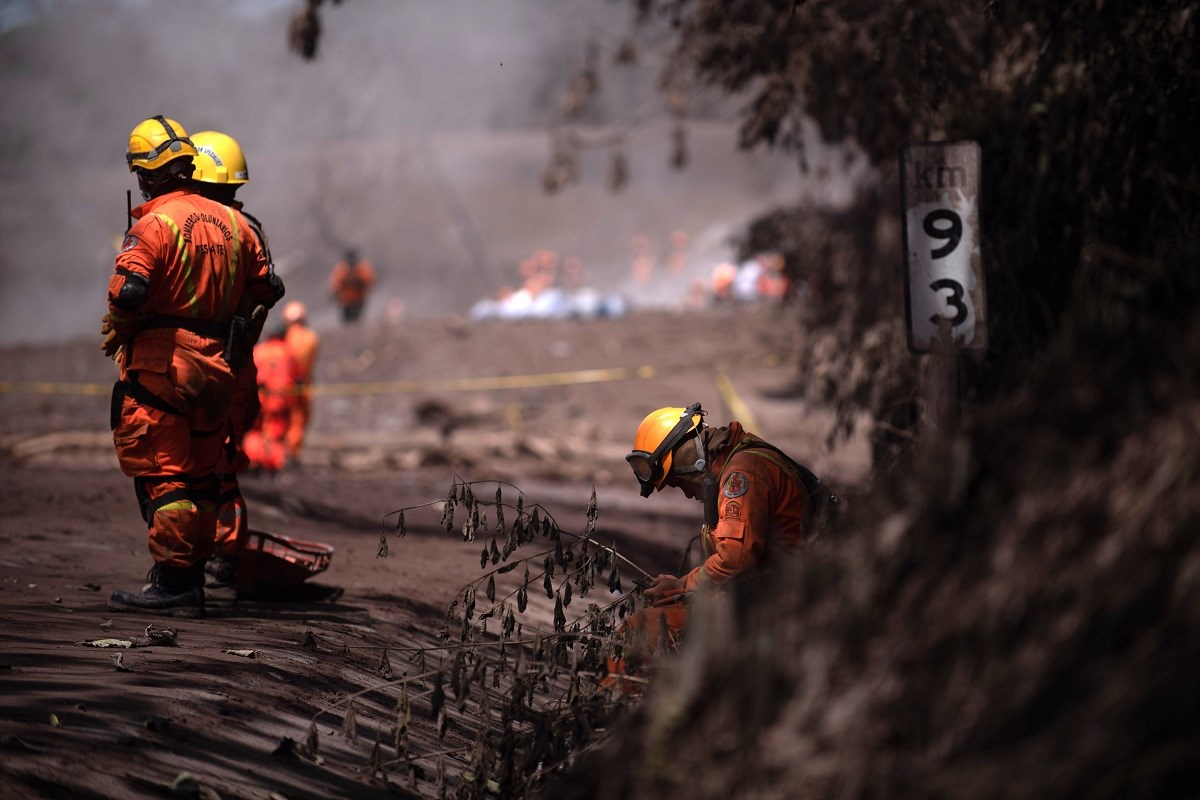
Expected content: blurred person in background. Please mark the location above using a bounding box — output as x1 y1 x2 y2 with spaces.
710 261 737 302
102 116 273 617
665 229 690 275
605 402 836 688
282 301 319 459
242 325 300 474
631 235 655 285
189 129 286 598
756 252 792 304
329 247 376 323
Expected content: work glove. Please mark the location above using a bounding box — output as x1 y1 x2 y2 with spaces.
100 314 124 363
643 573 687 607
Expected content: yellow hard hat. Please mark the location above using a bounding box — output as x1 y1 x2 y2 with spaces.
191 130 250 185
626 403 706 497
126 116 196 172
283 301 307 324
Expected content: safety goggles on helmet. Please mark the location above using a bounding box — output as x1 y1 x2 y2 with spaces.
126 116 194 168
626 402 707 497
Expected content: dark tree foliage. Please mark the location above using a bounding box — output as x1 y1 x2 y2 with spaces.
645 0 1198 415
552 3 1200 798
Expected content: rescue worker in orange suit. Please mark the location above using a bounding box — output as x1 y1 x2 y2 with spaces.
329 248 375 323
102 116 275 617
281 301 319 458
606 402 837 685
189 130 287 597
242 326 300 473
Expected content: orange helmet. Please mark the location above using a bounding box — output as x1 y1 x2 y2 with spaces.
283 301 307 324
626 403 707 497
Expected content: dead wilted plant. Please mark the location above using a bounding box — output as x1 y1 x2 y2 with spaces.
299 478 665 798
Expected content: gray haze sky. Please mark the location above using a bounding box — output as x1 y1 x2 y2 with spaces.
0 0 865 344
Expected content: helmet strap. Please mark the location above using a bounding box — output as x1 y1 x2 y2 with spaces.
136 159 192 201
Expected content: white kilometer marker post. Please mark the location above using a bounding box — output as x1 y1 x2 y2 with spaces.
901 141 987 354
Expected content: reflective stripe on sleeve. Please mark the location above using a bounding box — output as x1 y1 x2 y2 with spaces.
216 207 241 320
154 213 198 316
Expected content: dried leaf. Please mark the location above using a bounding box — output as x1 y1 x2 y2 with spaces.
554 593 566 633
486 575 496 602
222 649 258 659
112 653 130 672
395 509 406 538
99 619 113 629
77 638 133 648
377 649 393 679
564 581 573 608
608 563 622 593
489 536 501 566
342 702 358 743
585 486 598 539
430 671 445 719
78 583 102 592
376 531 389 558
370 731 383 771
48 713 60 727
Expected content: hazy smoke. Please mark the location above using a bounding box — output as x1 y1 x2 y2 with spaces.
0 0 863 344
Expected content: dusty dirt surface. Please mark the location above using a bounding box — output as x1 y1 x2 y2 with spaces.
0 305 868 799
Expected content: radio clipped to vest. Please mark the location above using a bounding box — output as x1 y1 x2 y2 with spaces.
223 314 250 371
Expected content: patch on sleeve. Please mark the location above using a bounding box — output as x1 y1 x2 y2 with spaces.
723 471 749 498
723 500 743 520
118 234 139 253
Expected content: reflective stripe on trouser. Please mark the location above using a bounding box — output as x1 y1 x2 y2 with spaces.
132 474 220 568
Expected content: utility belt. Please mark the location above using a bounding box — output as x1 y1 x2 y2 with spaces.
109 375 226 437
130 313 252 371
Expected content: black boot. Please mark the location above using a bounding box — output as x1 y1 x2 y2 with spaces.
204 555 239 603
108 563 205 618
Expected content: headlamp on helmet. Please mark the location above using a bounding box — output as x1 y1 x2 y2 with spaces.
626 402 707 497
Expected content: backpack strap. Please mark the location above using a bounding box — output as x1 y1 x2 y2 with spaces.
721 436 840 535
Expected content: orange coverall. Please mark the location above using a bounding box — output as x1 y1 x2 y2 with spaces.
283 321 319 457
611 422 810 679
329 259 375 320
242 337 300 472
108 189 270 569
213 204 280 560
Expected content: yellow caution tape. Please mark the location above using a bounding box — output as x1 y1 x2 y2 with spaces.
714 370 761 435
0 353 783 398
0 381 111 396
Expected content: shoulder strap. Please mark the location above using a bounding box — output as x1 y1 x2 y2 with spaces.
723 437 841 531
